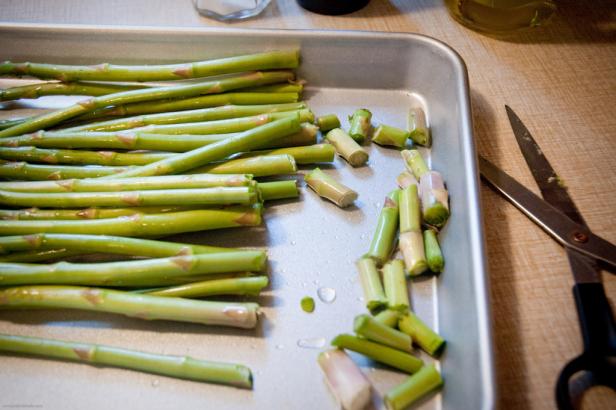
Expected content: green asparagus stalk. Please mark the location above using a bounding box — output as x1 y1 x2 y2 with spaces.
257 181 299 201
353 314 413 353
190 154 297 177
60 103 307 133
78 92 300 120
316 114 341 132
423 229 444 273
0 206 195 220
0 161 131 180
0 81 149 101
420 171 450 228
0 205 262 237
0 233 234 257
372 124 409 148
238 142 334 164
367 189 400 265
331 334 423 374
103 115 301 178
0 118 27 131
401 149 429 179
0 173 252 193
348 109 372 143
356 257 387 314
374 309 401 328
324 128 368 167
0 70 295 138
304 168 357 208
382 259 410 312
384 365 443 410
396 171 418 190
317 349 372 410
399 185 427 276
0 50 299 81
243 83 303 93
0 146 170 166
398 312 445 357
408 107 431 147
0 333 253 389
0 249 82 263
0 285 259 328
0 250 266 287
260 123 318 149
144 276 269 298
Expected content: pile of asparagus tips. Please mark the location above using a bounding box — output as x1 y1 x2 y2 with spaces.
319 107 448 410
0 50 339 388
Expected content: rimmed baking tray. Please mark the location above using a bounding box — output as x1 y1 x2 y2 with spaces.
0 23 494 410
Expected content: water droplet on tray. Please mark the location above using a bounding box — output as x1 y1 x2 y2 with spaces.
297 337 326 349
151 379 160 387
312 279 320 286
317 287 336 304
290 240 297 246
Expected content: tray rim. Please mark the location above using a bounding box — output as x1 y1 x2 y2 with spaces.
0 22 495 409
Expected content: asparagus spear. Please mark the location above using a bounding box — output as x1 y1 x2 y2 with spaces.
396 171 418 190
401 149 429 179
0 70 295 138
398 312 445 357
0 233 234 257
399 185 428 276
0 206 196 220
0 81 149 101
384 365 443 410
243 83 303 93
0 118 27 131
419 171 450 228
356 257 387 314
60 103 308 133
190 154 297 177
103 115 301 178
145 276 269 298
0 146 170 166
78 92 300 120
331 334 423 374
348 109 372 143
0 50 299 81
304 168 357 208
258 123 318 149
0 205 262 236
353 314 413 353
0 250 266 287
0 285 259 328
317 349 372 410
372 124 409 148
237 143 335 164
0 186 258 208
374 309 401 328
382 259 410 312
408 107 431 147
0 174 252 193
424 229 444 273
0 333 253 388
324 128 368 167
367 189 400 265
316 114 341 132
257 181 299 201
0 249 82 263
0 161 131 180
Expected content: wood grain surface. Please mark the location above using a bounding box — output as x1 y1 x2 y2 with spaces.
1 1 615 409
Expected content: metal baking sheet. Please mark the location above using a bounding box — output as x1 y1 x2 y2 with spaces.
0 24 494 410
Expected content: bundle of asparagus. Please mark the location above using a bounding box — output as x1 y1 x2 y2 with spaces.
0 50 344 389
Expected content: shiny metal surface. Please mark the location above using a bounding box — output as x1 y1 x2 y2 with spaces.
0 24 493 410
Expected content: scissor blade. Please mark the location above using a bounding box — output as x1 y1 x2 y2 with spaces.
479 156 616 270
506 105 586 226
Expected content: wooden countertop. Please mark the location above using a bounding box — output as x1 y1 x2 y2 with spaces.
1 1 615 408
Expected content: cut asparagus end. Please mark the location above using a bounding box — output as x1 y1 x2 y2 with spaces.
348 109 372 143
366 193 400 266
373 309 401 328
353 314 413 353
324 128 369 167
317 349 372 410
399 231 428 277
382 259 410 312
407 107 431 147
316 114 341 133
356 257 387 314
301 296 315 313
304 168 357 208
420 171 450 228
257 181 299 201
423 202 450 229
396 171 419 190
384 365 443 410
398 312 446 357
400 149 429 179
423 229 444 273
372 124 409 148
399 184 421 234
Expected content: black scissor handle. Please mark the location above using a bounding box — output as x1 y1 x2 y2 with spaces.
556 283 616 409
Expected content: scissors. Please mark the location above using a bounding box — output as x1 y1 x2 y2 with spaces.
478 106 616 410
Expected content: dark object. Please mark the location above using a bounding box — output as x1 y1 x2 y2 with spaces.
297 0 370 15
